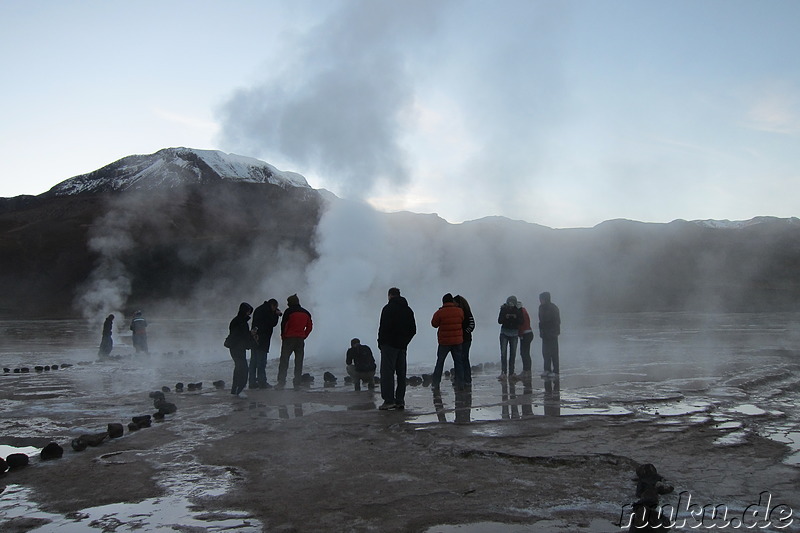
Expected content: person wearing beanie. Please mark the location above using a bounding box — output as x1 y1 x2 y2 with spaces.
377 287 417 410
277 294 313 390
497 295 523 379
538 291 561 379
431 293 466 389
345 338 376 391
249 298 282 389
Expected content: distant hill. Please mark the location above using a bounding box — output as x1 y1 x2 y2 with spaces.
1 148 798 319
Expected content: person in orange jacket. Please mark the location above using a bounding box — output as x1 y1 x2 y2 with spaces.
276 294 313 390
431 293 466 389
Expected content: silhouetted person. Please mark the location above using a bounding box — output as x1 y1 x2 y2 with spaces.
130 310 148 354
517 300 533 376
345 338 376 391
98 314 114 357
497 296 522 379
378 287 416 410
431 293 465 390
249 298 281 389
538 291 561 378
227 302 254 398
454 295 475 386
276 294 313 390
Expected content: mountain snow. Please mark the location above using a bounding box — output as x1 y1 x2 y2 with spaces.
47 147 310 196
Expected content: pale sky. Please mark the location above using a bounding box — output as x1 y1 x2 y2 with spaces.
1 0 798 228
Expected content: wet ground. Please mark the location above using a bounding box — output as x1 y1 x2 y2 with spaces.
1 313 800 531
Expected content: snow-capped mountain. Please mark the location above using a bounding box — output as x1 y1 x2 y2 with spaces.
46 147 310 196
691 216 800 229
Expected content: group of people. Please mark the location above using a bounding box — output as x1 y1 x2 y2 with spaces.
497 292 561 379
225 295 313 398
97 310 149 357
376 288 560 411
222 287 559 410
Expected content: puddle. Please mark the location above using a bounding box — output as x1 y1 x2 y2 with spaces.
0 484 262 532
635 400 713 417
407 403 631 425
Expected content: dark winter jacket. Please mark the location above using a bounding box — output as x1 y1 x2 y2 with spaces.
228 302 254 351
281 305 313 339
378 296 417 350
252 300 280 350
431 302 465 346
498 304 522 331
538 292 561 339
346 344 377 373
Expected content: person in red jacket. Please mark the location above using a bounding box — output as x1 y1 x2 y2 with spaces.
431 293 466 390
276 294 313 390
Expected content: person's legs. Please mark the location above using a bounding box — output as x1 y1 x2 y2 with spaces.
395 349 407 407
508 335 519 375
230 348 248 395
277 341 291 386
248 349 259 389
380 346 399 404
550 337 560 374
431 344 449 388
257 350 269 387
462 340 472 384
519 332 533 374
541 337 552 374
346 364 361 390
499 334 509 375
293 339 305 387
451 343 465 389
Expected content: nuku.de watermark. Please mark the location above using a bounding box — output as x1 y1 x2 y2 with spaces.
619 491 794 529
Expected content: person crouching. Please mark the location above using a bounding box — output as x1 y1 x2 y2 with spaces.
346 338 376 391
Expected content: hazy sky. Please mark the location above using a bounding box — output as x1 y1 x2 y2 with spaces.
1 0 798 228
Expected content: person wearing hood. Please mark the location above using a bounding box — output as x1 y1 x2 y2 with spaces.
431 293 465 389
538 291 561 378
227 302 255 398
377 287 416 410
130 310 148 354
249 298 281 389
497 295 523 379
98 314 114 357
276 294 313 390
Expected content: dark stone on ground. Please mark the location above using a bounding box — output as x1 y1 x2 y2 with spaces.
40 442 64 460
149 391 166 402
6 453 29 469
107 423 124 438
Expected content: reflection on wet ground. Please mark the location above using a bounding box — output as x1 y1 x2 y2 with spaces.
2 313 800 530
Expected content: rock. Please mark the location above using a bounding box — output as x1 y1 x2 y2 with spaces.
161 386 171 393
35 366 44 372
71 437 88 451
422 374 433 387
153 411 165 421
407 376 423 386
213 380 225 390
52 364 59 370
60 363 73 368
175 382 184 391
3 368 9 373
40 442 64 460
344 376 353 384
127 422 140 431
13 368 20 373
149 391 166 402
82 432 109 447
107 423 124 438
193 382 202 390
154 399 177 415
6 453 29 469
300 373 314 383
21 367 30 373
323 372 337 383
132 415 152 428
